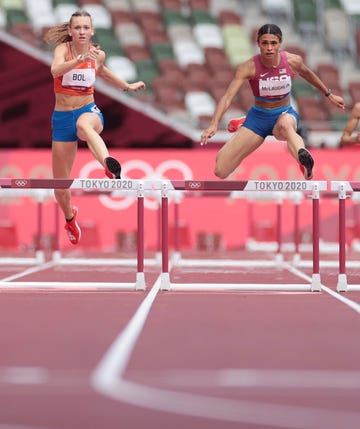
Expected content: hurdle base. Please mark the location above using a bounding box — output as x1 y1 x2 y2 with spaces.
171 251 181 265
275 252 283 263
35 250 45 264
311 273 322 292
337 274 348 292
292 253 301 265
160 272 171 291
351 238 360 252
135 272 146 291
52 250 62 264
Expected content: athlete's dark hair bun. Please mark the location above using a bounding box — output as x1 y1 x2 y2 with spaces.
257 24 282 41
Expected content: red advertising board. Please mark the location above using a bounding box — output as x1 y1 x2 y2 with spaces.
0 143 358 250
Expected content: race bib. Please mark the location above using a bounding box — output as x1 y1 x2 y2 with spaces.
62 68 96 90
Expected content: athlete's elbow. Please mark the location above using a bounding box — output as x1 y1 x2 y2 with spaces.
51 68 60 79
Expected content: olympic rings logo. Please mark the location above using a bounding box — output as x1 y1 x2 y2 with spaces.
14 179 29 187
79 159 193 210
187 181 202 189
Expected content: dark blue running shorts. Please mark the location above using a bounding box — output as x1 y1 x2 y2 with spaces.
243 104 299 139
52 102 104 142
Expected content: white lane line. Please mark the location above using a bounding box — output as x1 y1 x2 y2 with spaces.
283 262 360 314
0 366 48 385
0 261 56 283
321 284 360 313
93 374 360 429
0 425 56 429
92 274 161 384
136 368 360 389
91 276 360 429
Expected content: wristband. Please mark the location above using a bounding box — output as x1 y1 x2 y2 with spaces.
325 89 332 97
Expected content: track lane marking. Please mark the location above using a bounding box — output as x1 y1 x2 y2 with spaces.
0 261 56 283
283 262 360 313
91 275 360 428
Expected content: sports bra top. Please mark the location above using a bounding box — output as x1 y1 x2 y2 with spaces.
54 42 96 96
249 51 294 102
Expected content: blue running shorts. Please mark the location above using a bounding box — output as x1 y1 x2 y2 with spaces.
243 104 300 139
52 102 104 142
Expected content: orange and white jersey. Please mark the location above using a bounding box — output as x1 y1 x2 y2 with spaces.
54 42 96 96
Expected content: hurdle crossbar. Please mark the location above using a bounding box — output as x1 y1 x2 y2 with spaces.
0 177 159 191
159 180 327 292
331 181 360 292
52 186 158 274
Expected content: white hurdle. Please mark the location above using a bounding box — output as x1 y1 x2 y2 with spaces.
159 180 327 292
0 178 159 290
331 181 360 292
170 189 306 264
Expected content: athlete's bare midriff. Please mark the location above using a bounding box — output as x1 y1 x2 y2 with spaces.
254 94 291 110
54 93 95 111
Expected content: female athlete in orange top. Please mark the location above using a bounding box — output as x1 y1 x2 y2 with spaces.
44 10 145 245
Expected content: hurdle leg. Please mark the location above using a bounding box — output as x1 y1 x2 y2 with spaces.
275 196 283 262
337 185 348 291
52 202 62 263
160 182 171 290
35 200 45 263
245 200 254 250
311 184 321 291
351 196 360 251
171 193 181 265
135 184 146 290
155 201 162 264
292 196 301 265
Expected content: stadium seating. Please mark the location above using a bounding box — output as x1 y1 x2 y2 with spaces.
348 81 360 104
105 0 131 9
25 0 56 34
106 55 137 81
0 0 359 147
323 8 353 59
356 28 360 65
184 91 216 127
292 0 319 39
316 63 342 91
94 27 124 55
222 24 254 67
296 95 332 131
173 39 205 67
261 0 293 21
0 8 5 28
193 22 223 48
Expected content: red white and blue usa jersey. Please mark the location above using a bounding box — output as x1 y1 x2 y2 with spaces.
249 51 294 101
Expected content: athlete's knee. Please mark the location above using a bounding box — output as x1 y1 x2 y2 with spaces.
276 114 296 135
76 120 88 138
214 152 234 179
276 122 289 135
214 166 229 179
214 159 230 179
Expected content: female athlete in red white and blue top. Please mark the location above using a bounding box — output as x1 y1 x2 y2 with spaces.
200 23 345 181
228 51 294 133
249 50 294 101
